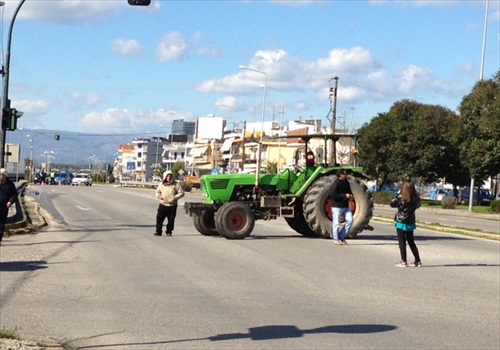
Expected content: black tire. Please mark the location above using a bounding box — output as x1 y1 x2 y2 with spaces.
284 200 320 238
215 202 255 239
193 208 219 236
303 174 373 239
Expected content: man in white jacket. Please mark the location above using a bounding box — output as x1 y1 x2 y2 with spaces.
154 171 184 236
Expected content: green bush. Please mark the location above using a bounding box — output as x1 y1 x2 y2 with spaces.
180 181 193 192
372 191 394 205
441 196 457 209
491 200 500 213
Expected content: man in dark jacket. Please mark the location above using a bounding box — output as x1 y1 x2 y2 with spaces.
0 168 18 245
331 169 353 245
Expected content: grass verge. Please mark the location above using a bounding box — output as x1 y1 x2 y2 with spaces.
0 327 20 340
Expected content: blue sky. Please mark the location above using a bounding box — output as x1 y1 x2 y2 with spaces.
2 0 499 136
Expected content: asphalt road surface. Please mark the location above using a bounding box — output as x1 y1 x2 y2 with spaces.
0 185 499 350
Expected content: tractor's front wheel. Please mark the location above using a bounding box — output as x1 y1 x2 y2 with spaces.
193 208 219 236
215 202 255 239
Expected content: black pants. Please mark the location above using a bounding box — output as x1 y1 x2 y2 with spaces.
0 205 9 242
396 228 421 263
156 205 177 234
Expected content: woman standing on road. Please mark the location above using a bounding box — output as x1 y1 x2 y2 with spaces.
390 179 422 267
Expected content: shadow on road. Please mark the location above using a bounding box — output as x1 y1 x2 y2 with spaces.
70 323 397 349
0 260 48 271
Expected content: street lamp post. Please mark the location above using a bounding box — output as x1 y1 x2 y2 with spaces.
1 0 27 168
28 132 60 182
468 0 489 212
239 65 267 188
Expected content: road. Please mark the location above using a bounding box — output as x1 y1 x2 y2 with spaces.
0 185 499 350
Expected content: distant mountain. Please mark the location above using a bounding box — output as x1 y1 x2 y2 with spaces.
7 129 138 166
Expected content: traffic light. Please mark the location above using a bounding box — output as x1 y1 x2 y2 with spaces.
54 134 60 141
2 108 9 131
128 0 151 5
352 147 359 155
1 101 23 131
2 99 11 131
7 108 23 131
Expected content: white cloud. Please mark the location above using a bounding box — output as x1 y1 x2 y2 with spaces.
78 107 192 133
15 1 123 24
192 31 220 58
16 99 51 116
197 46 466 108
8 0 160 24
215 96 246 112
111 39 142 57
156 32 188 62
71 92 102 106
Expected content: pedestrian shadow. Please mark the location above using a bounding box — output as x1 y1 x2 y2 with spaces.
71 323 397 349
6 240 100 247
0 260 48 271
422 263 500 268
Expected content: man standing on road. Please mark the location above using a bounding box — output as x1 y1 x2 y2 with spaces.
0 168 18 245
154 171 184 236
331 169 354 245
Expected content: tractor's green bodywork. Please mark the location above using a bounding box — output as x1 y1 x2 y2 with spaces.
199 166 366 204
185 161 373 240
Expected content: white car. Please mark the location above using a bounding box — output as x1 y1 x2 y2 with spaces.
71 173 92 186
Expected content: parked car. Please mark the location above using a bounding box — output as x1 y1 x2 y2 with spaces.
434 189 454 201
54 172 71 185
71 173 93 186
459 187 495 206
369 184 398 194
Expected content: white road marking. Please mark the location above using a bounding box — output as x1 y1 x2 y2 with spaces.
76 206 91 210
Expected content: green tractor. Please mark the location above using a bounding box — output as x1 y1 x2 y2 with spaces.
184 134 374 239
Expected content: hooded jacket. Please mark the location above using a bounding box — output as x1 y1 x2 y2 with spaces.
155 171 184 206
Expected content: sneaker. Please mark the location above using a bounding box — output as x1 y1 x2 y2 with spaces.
333 241 344 246
341 240 348 245
154 232 162 236
395 261 407 267
409 262 422 267
166 232 172 236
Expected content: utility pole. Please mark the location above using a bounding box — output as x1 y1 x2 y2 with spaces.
327 76 339 166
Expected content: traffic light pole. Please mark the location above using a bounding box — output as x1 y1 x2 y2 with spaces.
1 0 27 168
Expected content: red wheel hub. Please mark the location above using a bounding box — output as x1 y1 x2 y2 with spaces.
228 211 246 231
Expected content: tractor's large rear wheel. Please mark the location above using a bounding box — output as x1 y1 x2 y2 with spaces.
284 200 320 238
303 175 373 239
193 208 219 236
215 202 255 239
